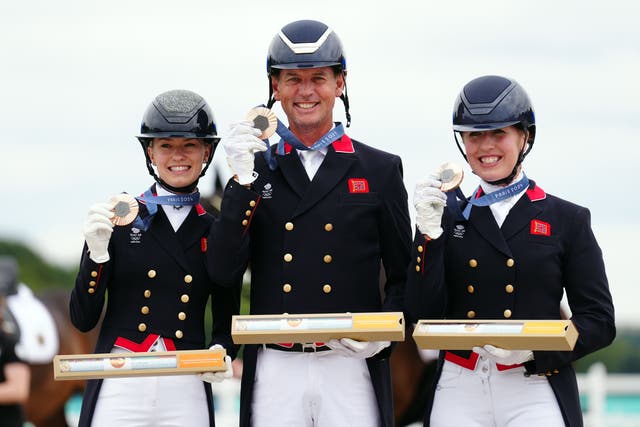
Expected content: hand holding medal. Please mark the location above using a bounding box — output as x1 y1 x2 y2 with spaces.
435 162 464 192
246 107 277 140
109 194 139 226
413 162 463 240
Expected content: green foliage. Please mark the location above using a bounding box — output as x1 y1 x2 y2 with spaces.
240 283 251 315
0 239 77 291
574 328 640 373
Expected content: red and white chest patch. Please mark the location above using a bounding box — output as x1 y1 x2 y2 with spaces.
530 219 551 236
348 178 369 193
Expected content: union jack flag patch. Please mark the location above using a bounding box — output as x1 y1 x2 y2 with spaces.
348 178 369 193
530 219 551 236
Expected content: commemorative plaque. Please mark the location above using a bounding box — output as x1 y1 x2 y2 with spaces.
109 193 139 226
232 312 405 344
246 107 278 140
436 162 464 192
412 319 578 351
54 348 226 380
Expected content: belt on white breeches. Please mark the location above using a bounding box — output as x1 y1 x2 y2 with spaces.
266 342 330 352
445 351 523 371
114 334 176 352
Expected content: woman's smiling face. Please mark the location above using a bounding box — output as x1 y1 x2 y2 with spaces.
147 137 210 191
461 126 527 183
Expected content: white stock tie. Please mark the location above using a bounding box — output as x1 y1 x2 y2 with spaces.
298 149 325 180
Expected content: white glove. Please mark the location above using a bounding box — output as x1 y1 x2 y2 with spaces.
222 121 268 185
199 345 233 383
473 344 534 366
326 338 390 359
83 202 114 263
413 174 447 239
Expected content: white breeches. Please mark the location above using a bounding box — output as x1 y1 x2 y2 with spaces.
251 347 380 427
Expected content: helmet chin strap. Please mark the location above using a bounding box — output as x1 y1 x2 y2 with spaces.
146 161 199 193
157 177 199 194
340 72 351 127
486 164 520 186
266 76 276 109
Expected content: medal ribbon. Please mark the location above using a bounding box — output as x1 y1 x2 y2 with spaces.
132 187 200 231
446 175 529 220
263 118 345 170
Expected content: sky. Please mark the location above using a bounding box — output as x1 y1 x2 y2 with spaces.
0 0 638 325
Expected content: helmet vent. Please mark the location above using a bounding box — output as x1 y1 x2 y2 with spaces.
464 75 512 104
156 90 203 114
278 27 333 54
462 78 516 115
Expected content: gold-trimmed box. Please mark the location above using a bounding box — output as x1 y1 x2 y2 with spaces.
54 349 226 381
412 319 578 351
231 312 405 344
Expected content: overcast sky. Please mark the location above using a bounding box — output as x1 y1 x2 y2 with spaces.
0 0 638 324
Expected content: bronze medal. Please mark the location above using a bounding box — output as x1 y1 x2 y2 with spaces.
110 194 139 226
437 162 464 192
246 107 277 139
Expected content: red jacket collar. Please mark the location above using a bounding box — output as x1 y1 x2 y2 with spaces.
282 134 354 154
473 182 546 202
526 184 546 201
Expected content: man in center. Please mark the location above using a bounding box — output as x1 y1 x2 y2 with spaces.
207 19 411 427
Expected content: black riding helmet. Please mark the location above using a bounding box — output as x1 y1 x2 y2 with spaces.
452 75 536 185
266 20 351 126
137 89 220 193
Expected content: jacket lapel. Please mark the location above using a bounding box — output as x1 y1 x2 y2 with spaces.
468 205 513 257
292 146 356 218
277 148 310 199
146 209 192 272
501 194 543 241
177 208 210 252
